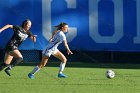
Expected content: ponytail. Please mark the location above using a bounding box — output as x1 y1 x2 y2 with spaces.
54 22 68 30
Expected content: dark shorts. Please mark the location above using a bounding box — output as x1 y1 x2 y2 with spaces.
5 45 18 52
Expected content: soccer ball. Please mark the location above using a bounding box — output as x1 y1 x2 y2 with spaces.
106 70 115 79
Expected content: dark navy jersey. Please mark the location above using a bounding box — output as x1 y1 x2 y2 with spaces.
5 25 33 51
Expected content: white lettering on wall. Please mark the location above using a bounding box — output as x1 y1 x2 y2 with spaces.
134 0 140 43
89 0 123 43
42 0 77 42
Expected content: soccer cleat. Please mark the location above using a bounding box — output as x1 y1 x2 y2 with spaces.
4 69 11 76
58 73 68 78
28 73 35 79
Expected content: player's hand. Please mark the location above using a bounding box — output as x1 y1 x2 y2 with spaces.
67 50 73 55
32 35 37 43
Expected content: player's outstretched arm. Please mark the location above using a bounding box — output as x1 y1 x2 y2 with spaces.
0 24 13 33
63 40 73 55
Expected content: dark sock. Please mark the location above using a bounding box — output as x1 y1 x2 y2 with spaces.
0 63 9 71
6 58 23 70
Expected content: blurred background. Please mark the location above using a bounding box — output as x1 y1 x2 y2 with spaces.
0 0 140 63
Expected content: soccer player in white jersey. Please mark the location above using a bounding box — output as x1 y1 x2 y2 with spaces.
28 22 73 79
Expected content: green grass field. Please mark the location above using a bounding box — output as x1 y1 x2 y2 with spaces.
0 62 140 93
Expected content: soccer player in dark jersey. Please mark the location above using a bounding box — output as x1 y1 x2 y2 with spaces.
0 19 37 76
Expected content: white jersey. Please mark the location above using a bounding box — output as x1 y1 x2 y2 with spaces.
46 30 66 50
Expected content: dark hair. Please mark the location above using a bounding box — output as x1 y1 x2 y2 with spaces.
21 19 31 28
54 22 68 30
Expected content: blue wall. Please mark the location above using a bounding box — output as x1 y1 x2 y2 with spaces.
0 0 140 51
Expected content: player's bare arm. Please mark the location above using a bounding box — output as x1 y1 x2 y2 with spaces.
0 24 13 33
63 40 73 55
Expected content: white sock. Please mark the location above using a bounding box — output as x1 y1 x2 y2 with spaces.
31 66 40 74
59 62 66 74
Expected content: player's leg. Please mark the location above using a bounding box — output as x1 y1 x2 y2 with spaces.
28 55 49 79
4 50 23 76
31 55 49 74
0 52 13 71
9 49 23 66
53 50 68 78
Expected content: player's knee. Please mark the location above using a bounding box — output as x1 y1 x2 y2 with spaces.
15 57 23 64
18 57 23 62
62 58 67 63
20 57 23 60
